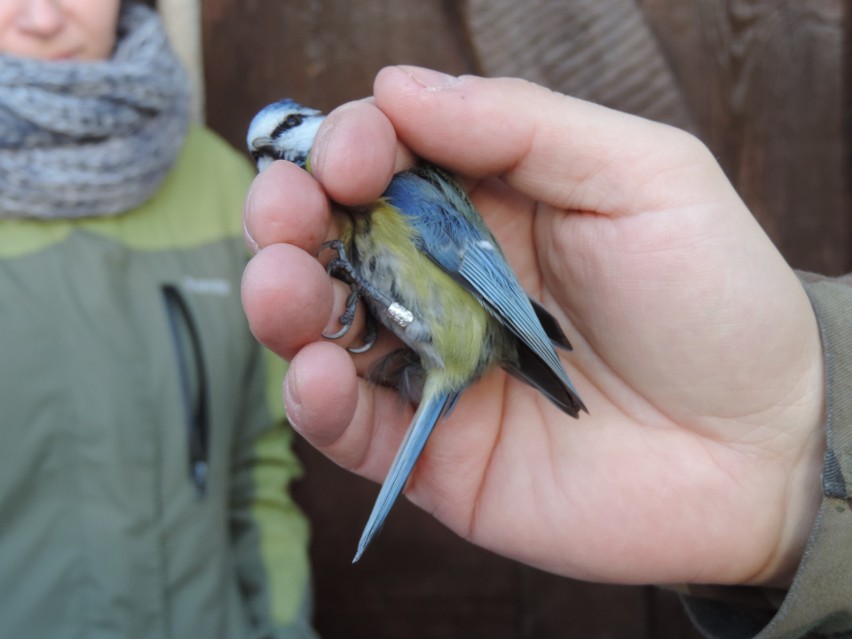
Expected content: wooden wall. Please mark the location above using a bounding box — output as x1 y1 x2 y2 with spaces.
201 1 850 637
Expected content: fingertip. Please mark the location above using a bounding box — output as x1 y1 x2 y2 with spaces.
311 101 398 206
285 341 359 447
241 243 334 359
243 160 331 252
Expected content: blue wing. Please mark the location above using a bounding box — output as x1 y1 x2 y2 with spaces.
384 166 586 416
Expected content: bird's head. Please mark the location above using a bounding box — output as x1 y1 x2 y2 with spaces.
246 99 325 172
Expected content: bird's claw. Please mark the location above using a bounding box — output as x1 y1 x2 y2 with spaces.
322 287 359 340
348 313 378 354
322 323 352 340
317 245 378 353
322 303 378 353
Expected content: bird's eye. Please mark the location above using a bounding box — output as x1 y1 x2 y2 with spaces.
271 113 304 139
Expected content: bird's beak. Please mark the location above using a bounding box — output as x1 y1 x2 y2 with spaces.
249 137 277 170
250 136 273 150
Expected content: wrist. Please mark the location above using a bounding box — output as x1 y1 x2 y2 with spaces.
757 279 827 587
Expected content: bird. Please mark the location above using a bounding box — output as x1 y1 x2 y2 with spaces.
247 99 586 562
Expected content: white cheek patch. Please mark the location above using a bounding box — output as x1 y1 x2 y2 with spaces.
287 117 323 154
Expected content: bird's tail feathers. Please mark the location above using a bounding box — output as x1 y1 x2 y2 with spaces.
529 298 573 351
353 387 459 562
505 341 587 417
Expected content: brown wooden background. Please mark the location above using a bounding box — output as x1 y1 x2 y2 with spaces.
200 1 850 637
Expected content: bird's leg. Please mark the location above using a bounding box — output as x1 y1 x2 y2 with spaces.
319 240 362 341
318 240 414 352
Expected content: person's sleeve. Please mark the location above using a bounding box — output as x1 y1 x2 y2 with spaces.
230 345 318 639
677 272 852 639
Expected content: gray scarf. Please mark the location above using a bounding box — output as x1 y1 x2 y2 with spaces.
0 2 189 219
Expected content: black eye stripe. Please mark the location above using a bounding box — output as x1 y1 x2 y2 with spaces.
271 113 304 139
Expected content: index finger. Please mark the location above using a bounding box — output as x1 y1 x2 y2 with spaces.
243 159 331 253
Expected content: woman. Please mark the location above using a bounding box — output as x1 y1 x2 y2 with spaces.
0 2 315 638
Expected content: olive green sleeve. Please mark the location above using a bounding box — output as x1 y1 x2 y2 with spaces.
679 272 852 639
229 346 318 639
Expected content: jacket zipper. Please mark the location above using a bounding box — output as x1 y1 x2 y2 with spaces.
161 284 209 498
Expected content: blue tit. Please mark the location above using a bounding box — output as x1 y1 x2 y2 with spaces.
248 99 587 562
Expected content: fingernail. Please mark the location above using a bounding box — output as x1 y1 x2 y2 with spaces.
283 369 304 433
243 183 260 253
309 120 335 177
400 65 460 91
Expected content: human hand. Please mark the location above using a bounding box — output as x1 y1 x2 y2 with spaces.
242 66 825 587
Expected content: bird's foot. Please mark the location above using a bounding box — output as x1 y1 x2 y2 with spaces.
318 240 380 353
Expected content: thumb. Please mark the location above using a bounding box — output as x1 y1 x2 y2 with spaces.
373 65 729 216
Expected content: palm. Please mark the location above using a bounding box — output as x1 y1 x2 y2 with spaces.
401 173 823 586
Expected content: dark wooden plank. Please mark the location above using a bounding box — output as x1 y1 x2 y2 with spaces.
639 0 850 274
648 588 706 639
517 567 654 639
202 0 477 152
465 0 695 131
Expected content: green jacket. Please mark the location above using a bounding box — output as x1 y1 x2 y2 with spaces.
0 127 316 639
680 272 852 638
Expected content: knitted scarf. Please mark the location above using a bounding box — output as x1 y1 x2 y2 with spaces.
0 2 189 219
